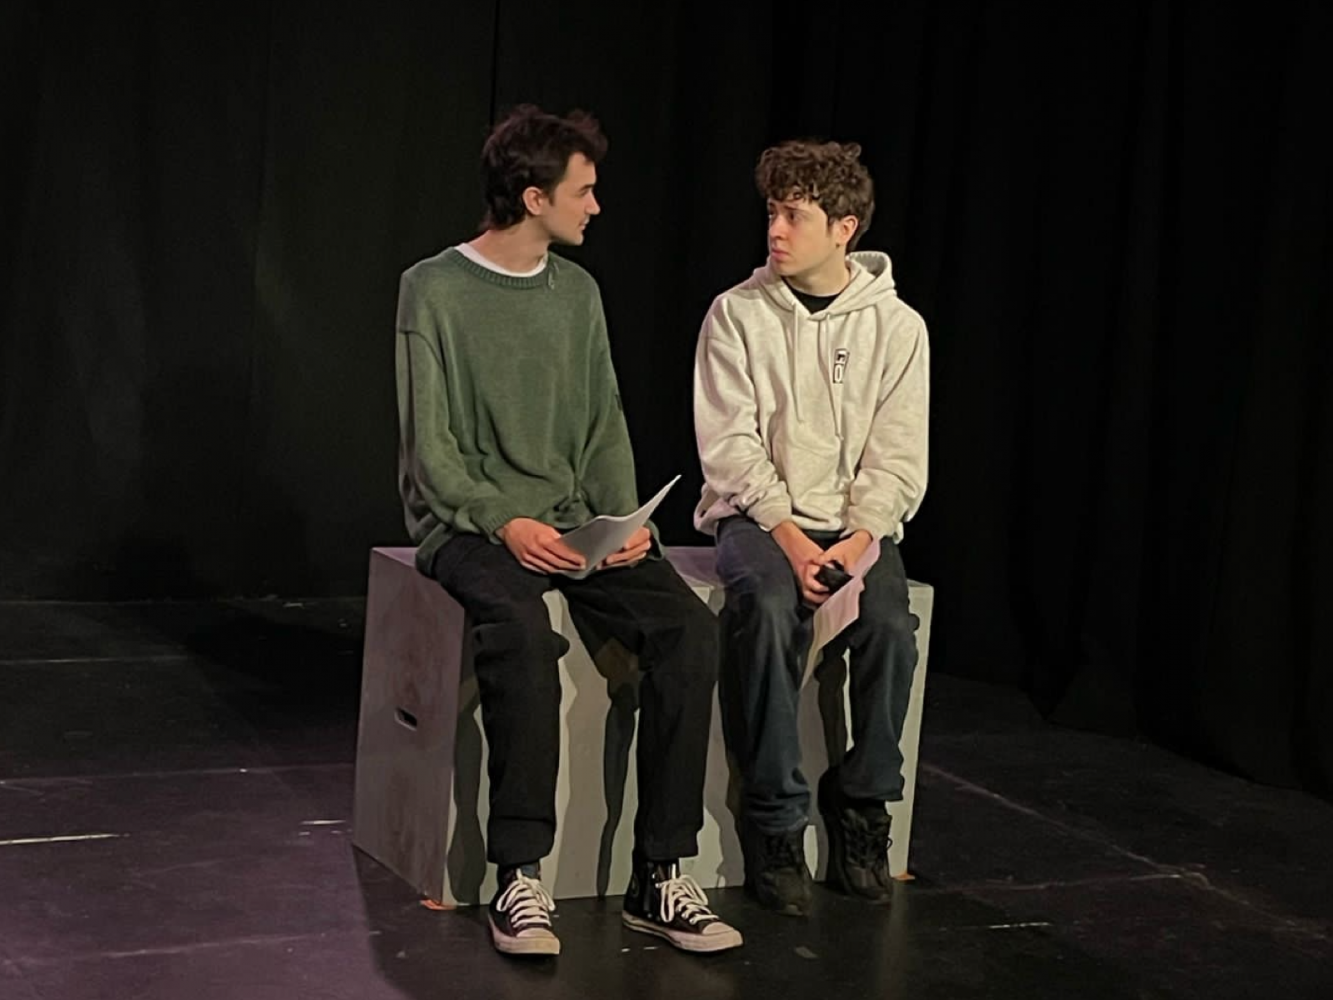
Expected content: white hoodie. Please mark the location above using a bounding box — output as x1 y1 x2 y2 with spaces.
693 250 929 541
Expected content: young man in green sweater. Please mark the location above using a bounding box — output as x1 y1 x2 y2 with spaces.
396 105 740 958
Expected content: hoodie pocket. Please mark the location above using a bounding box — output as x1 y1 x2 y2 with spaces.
770 425 845 523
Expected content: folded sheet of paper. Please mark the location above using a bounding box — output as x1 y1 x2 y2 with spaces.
804 537 882 683
557 475 681 580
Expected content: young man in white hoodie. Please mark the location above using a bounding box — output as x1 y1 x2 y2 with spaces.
693 139 929 916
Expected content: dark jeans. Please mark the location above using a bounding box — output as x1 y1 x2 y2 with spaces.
430 535 718 868
715 516 919 835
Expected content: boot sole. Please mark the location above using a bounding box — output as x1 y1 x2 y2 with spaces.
743 881 811 917
489 914 561 956
622 912 744 953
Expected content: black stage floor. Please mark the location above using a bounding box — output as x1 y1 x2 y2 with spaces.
1 598 1330 999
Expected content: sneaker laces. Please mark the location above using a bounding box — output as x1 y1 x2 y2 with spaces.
495 873 556 932
656 872 716 927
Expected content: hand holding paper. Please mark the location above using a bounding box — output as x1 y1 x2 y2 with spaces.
498 517 586 575
556 475 680 580
602 526 652 568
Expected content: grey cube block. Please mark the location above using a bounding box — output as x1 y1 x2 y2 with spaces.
352 546 933 903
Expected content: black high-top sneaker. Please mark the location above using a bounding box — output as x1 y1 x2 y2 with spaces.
488 863 559 956
622 859 743 953
741 824 813 916
817 767 894 903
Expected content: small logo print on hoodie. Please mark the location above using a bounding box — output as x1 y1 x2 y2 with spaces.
833 349 850 384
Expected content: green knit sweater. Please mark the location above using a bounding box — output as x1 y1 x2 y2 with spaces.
395 247 641 574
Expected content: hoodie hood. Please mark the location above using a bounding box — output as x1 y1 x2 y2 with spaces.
753 250 899 316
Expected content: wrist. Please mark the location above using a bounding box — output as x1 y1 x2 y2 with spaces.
848 529 873 549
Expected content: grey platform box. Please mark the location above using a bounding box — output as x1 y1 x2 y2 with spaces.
352 546 933 905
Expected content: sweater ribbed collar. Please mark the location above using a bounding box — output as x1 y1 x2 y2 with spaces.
444 246 556 290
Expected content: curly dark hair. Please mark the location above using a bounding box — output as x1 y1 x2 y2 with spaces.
756 140 875 249
480 105 608 229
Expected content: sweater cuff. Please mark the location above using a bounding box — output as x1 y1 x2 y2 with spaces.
468 501 525 540
644 519 665 561
844 507 897 543
747 497 794 532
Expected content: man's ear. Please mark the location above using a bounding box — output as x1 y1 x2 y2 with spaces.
522 185 548 217
835 215 860 248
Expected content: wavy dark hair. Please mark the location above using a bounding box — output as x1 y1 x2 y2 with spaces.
756 140 875 249
480 105 608 229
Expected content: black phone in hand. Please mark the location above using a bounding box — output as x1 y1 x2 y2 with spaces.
815 561 853 594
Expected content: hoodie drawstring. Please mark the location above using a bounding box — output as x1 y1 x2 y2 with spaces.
788 311 803 424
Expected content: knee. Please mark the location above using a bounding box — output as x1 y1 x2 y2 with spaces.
650 607 720 687
679 591 719 634
728 584 798 633
472 606 568 664
609 578 719 687
861 600 919 644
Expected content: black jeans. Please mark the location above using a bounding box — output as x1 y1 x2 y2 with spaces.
430 535 718 867
715 516 919 835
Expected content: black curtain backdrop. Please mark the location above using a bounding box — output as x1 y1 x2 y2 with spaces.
3 2 1330 797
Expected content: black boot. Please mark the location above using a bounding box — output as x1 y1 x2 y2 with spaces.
817 767 894 903
741 824 813 916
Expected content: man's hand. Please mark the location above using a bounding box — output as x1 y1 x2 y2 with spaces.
818 530 874 581
772 521 831 606
497 518 586 575
602 526 652 569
